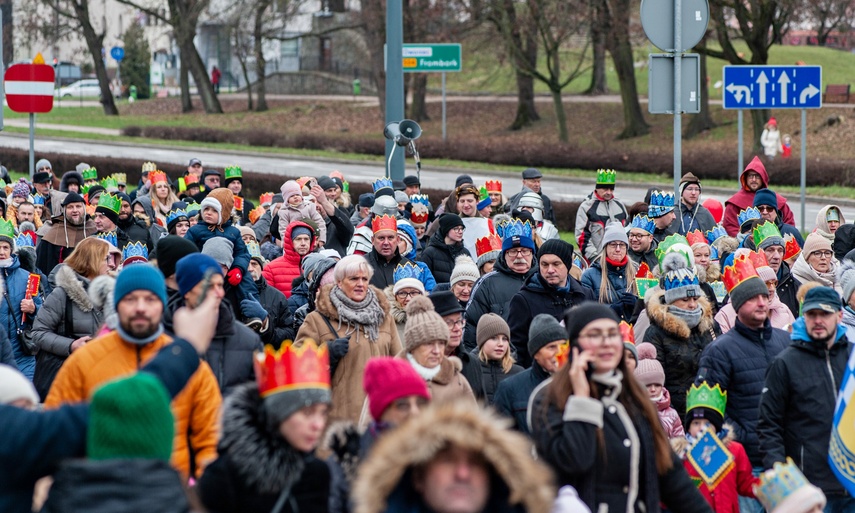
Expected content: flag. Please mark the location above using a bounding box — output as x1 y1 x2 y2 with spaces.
829 345 855 495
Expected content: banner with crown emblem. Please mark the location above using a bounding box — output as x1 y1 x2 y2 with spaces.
829 346 855 495
688 428 735 489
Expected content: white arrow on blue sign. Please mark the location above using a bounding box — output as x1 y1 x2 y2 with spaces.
723 65 821 109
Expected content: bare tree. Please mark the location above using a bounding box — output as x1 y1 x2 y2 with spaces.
801 0 855 45
684 31 716 139
585 0 609 95
601 0 649 138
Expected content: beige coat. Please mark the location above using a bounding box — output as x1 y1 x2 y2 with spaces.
396 350 475 406
296 284 402 423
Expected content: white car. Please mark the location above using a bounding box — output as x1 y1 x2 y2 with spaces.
55 79 102 98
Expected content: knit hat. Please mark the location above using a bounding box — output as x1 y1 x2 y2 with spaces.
363 357 431 421
753 188 778 209
599 222 629 252
62 192 85 207
661 252 702 304
35 158 51 172
564 303 619 343
837 260 855 303
280 180 302 202
633 343 665 386
202 237 235 269
12 178 30 199
203 188 234 223
291 225 313 241
403 295 450 351
156 236 199 279
176 253 224 296
476 313 510 349
87 373 174 461
113 264 167 310
528 314 567 359
538 239 575 270
450 255 479 287
438 214 464 238
729 275 769 314
393 277 426 296
429 290 464 317
802 232 832 259
301 253 327 278
394 191 409 204
87 185 106 202
238 225 257 243
359 193 375 208
679 172 701 196
0 363 39 405
317 176 336 191
455 174 474 188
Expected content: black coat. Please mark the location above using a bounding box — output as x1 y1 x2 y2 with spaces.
323 206 355 258
364 248 411 290
461 350 523 405
417 231 470 284
117 215 155 254
696 318 790 466
776 262 801 319
507 273 595 368
256 275 295 349
493 360 551 433
758 325 851 495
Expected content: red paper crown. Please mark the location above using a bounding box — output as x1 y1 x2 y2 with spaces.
485 180 502 193
410 211 429 225
635 261 653 279
184 173 199 186
150 170 168 185
746 250 769 270
475 233 502 257
259 192 274 205
723 254 760 293
254 341 330 398
685 229 707 247
372 214 397 234
784 235 801 261
619 321 634 345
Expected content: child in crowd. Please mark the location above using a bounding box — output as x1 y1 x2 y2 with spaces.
634 342 684 439
278 180 326 246
466 313 522 405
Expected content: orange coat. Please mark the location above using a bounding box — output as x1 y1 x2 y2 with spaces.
44 331 222 480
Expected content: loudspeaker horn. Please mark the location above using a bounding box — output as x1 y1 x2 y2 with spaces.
383 122 401 141
397 119 422 145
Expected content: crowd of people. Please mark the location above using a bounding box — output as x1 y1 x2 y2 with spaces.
1 154 852 513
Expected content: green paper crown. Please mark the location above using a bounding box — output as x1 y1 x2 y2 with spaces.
101 177 119 190
80 184 91 196
596 168 616 185
224 166 242 180
686 382 727 418
753 221 782 248
82 167 98 181
0 219 14 241
655 233 693 272
97 193 122 215
479 186 489 201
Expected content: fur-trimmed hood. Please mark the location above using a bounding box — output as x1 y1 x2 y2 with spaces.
55 264 94 312
646 288 714 339
384 286 406 325
697 261 721 283
314 283 391 321
218 382 306 494
352 400 555 513
88 275 116 329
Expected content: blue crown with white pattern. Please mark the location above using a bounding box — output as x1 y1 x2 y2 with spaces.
94 231 118 248
647 190 675 218
166 208 188 226
394 262 424 282
410 194 430 209
501 219 534 241
705 225 727 245
738 207 761 227
15 232 34 248
122 241 149 265
630 214 655 234
32 194 45 206
372 178 393 193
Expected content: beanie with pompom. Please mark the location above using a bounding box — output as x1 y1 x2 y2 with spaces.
661 252 702 304
12 178 30 199
403 295 450 352
450 255 480 287
634 342 665 387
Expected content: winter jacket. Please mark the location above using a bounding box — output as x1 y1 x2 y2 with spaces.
493 360 551 434
757 318 851 496
508 273 595 368
530 372 713 513
643 290 720 417
776 262 801 319
252 209 274 243
288 279 310 316
669 201 717 235
461 350 523 405
131 196 167 244
295 284 402 423
164 297 261 396
834 224 855 261
629 241 659 274
117 215 155 254
364 248 412 290
263 220 316 298
33 265 103 357
185 219 251 274
581 259 633 303
279 201 326 244
463 255 535 353
723 158 795 236
1 256 43 379
198 383 330 513
715 294 794 334
0 331 13 369
42 459 190 513
398 222 437 292
575 191 629 261
43 331 222 479
323 205 355 257
35 215 96 275
654 388 684 439
255 275 295 347
695 318 790 466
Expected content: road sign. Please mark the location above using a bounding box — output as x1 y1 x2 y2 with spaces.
402 44 461 73
110 46 125 61
723 65 822 109
4 64 55 113
640 0 709 52
648 54 701 114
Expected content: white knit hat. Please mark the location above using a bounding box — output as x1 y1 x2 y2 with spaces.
0 364 39 406
450 255 480 287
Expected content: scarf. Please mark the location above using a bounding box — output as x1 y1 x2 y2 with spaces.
0 258 12 268
606 256 628 267
329 285 385 342
117 323 164 346
667 304 702 329
407 352 441 381
792 255 837 289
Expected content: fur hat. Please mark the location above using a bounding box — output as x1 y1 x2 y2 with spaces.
363 357 430 421
403 296 449 351
476 313 510 349
449 255 479 287
205 188 234 222
633 343 665 386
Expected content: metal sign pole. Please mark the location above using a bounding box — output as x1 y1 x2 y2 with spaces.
28 113 35 179
442 72 447 141
737 110 743 176
673 0 682 200
800 109 806 234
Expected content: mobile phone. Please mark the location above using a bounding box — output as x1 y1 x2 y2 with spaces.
569 340 596 380
195 269 215 308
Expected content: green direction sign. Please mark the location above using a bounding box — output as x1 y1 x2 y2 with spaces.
402 44 462 73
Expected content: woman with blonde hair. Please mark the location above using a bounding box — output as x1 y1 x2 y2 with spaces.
148 174 180 227
581 222 638 322
463 313 522 405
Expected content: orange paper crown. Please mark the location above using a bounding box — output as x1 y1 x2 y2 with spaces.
150 170 168 185
475 233 503 257
784 234 801 260
686 229 708 247
723 254 760 293
259 192 274 205
485 180 502 193
410 211 429 225
372 214 397 234
619 321 635 345
249 206 265 225
184 173 199 186
254 341 330 398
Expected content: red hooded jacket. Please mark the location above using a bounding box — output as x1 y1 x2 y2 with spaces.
263 220 316 298
723 157 795 236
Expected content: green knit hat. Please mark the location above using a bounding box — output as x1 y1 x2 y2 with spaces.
87 373 174 461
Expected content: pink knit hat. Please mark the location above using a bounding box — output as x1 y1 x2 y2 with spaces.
280 180 302 202
634 342 665 386
363 357 430 421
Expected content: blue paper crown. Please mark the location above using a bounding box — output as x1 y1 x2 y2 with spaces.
15 232 34 248
502 219 534 241
705 225 727 245
648 190 676 218
166 208 188 226
738 207 761 226
394 262 424 282
32 194 45 206
122 241 149 264
94 231 118 248
630 214 655 234
663 268 700 291
410 194 430 208
372 178 393 193
710 246 719 260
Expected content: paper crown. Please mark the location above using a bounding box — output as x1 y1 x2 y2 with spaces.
248 206 265 225
738 207 761 227
149 170 168 185
371 214 397 234
686 382 727 418
32 194 45 206
783 234 801 260
0 219 15 241
112 173 127 185
723 254 761 293
410 194 430 210
224 166 242 181
475 233 503 257
184 173 199 186
629 214 655 235
15 232 34 248
485 180 502 193
94 231 118 248
142 162 157 173
82 168 98 181
80 184 91 197
96 193 122 215
596 169 616 185
754 458 818 512
122 241 149 265
259 192 274 205
636 261 654 279
655 234 694 271
746 250 770 271
753 221 782 248
410 210 429 225
185 203 201 215
705 225 728 245
502 219 534 241
254 341 330 398
100 177 118 190
393 261 424 282
372 177 393 193
619 321 634 344
166 209 188 227
648 190 676 217
477 186 491 211
247 241 263 260
685 229 708 247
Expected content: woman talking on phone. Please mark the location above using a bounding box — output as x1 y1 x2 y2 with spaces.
530 303 711 513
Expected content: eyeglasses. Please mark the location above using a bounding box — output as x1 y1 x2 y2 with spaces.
628 233 650 240
395 290 423 299
445 318 465 328
811 250 833 259
757 206 775 213
684 186 700 193
507 248 532 256
579 331 622 345
606 242 626 249
450 226 465 233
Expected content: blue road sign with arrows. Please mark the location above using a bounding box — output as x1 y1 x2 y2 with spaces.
723 65 822 109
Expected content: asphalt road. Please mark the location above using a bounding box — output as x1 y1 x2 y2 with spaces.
0 131 833 231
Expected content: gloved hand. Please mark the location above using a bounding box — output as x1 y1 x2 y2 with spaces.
240 299 268 321
619 291 637 309
227 268 243 286
328 337 351 376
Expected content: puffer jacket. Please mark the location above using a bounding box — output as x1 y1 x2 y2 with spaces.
643 289 720 417
461 350 523 405
696 318 790 466
1 255 43 379
398 222 436 292
654 388 685 439
263 220 316 298
417 231 470 284
757 319 851 496
581 258 633 304
575 191 629 261
776 262 801 318
33 265 103 357
288 278 310 316
493 360 551 433
463 255 535 353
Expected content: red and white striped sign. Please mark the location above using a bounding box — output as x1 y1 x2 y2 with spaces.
5 64 55 114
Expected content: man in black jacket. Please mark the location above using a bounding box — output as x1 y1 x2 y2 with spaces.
116 192 155 253
508 239 594 367
754 220 801 318
758 287 854 509
364 215 411 289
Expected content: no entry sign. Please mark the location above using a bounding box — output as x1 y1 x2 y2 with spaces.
5 64 55 113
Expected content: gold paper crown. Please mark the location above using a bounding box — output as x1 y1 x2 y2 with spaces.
142 162 157 173
112 173 127 185
754 458 816 512
253 341 330 397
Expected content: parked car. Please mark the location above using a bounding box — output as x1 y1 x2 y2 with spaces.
55 79 101 98
54 62 82 87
